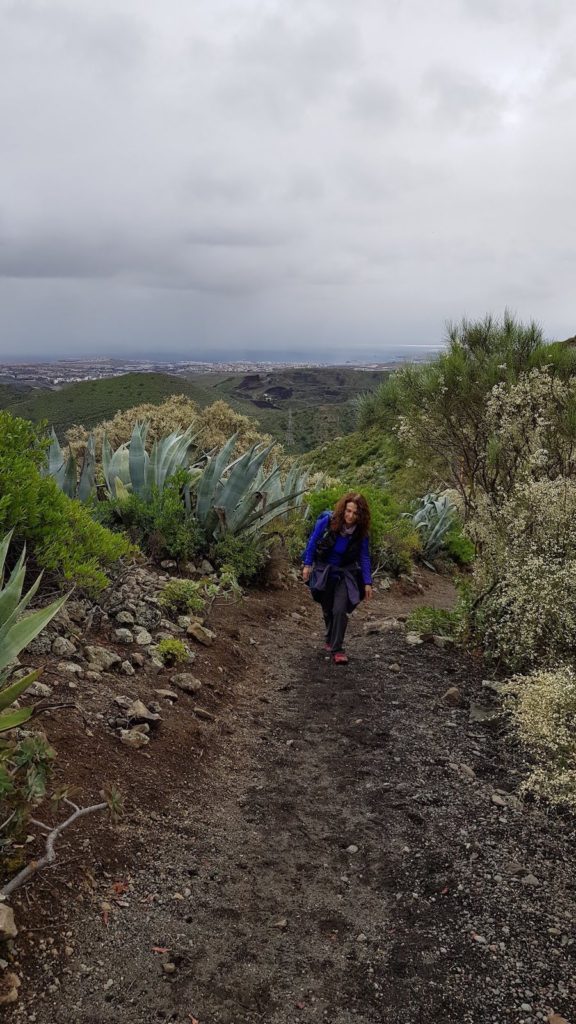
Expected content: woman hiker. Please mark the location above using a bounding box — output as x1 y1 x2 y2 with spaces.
302 492 373 664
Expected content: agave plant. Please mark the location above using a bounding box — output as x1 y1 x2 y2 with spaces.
103 422 199 501
0 532 68 734
45 430 96 502
406 492 456 566
194 434 310 539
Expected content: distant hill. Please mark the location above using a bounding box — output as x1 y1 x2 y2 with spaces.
1 368 388 452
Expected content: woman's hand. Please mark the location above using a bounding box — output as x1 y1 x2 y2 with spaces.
302 565 312 583
364 584 373 601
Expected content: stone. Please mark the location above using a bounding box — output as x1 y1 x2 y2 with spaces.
481 679 507 695
346 845 359 855
52 636 77 657
134 628 153 646
171 674 202 694
85 646 121 672
405 632 423 645
162 962 176 974
155 689 179 701
432 635 454 649
133 602 162 629
115 610 135 625
200 559 215 574
177 615 192 629
468 703 504 728
114 628 134 644
388 663 401 673
131 653 145 667
126 700 161 724
521 873 540 887
0 904 18 939
28 680 53 698
25 634 52 656
187 622 216 646
193 706 215 721
442 686 462 706
85 670 102 683
57 661 84 678
365 617 401 634
119 728 150 749
0 971 21 1006
121 660 136 676
491 793 507 807
114 695 133 709
160 560 177 570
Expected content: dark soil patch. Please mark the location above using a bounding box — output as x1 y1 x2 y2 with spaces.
5 571 576 1024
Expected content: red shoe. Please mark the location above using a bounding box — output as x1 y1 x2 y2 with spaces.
332 651 349 665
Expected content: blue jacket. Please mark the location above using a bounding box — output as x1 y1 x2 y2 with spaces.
303 512 373 585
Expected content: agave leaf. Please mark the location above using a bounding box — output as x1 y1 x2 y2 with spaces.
239 486 309 534
0 706 34 734
102 433 113 493
0 548 27 628
0 668 41 712
48 429 65 477
0 530 14 588
0 595 68 674
78 434 96 503
0 571 44 643
62 453 78 498
195 433 239 525
221 489 263 536
128 423 149 500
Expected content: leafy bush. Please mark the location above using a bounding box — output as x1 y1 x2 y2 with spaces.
406 606 462 637
505 666 576 810
305 486 421 575
0 412 133 592
443 522 475 566
98 473 206 563
155 638 190 665
211 532 269 585
159 579 206 616
468 478 576 671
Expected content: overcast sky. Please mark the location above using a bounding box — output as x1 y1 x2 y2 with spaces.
1 0 575 362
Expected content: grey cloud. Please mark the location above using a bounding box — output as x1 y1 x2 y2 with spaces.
421 67 505 130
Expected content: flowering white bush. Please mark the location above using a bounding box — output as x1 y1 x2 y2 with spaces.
470 478 576 670
505 666 576 809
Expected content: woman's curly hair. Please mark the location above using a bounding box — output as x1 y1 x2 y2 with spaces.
331 492 371 539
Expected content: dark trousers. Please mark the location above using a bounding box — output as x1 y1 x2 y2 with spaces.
318 575 353 652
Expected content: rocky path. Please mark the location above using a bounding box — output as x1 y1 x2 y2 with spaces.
6 580 576 1024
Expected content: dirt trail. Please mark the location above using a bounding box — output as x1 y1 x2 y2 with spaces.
7 577 576 1024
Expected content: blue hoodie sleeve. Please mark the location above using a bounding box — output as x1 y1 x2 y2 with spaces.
360 536 372 585
302 513 331 565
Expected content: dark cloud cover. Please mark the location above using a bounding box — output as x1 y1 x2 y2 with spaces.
0 0 574 360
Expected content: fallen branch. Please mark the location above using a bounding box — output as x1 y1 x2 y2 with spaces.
1 798 107 899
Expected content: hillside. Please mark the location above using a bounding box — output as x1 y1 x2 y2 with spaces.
1 368 388 451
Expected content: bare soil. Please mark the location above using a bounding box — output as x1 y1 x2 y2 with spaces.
5 571 576 1024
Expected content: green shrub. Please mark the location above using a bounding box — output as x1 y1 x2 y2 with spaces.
98 472 206 564
158 579 206 616
211 533 269 585
155 638 190 665
406 606 462 637
443 523 475 566
305 486 421 575
505 666 576 809
0 412 133 592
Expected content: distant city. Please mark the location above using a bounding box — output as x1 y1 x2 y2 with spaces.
0 353 436 390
